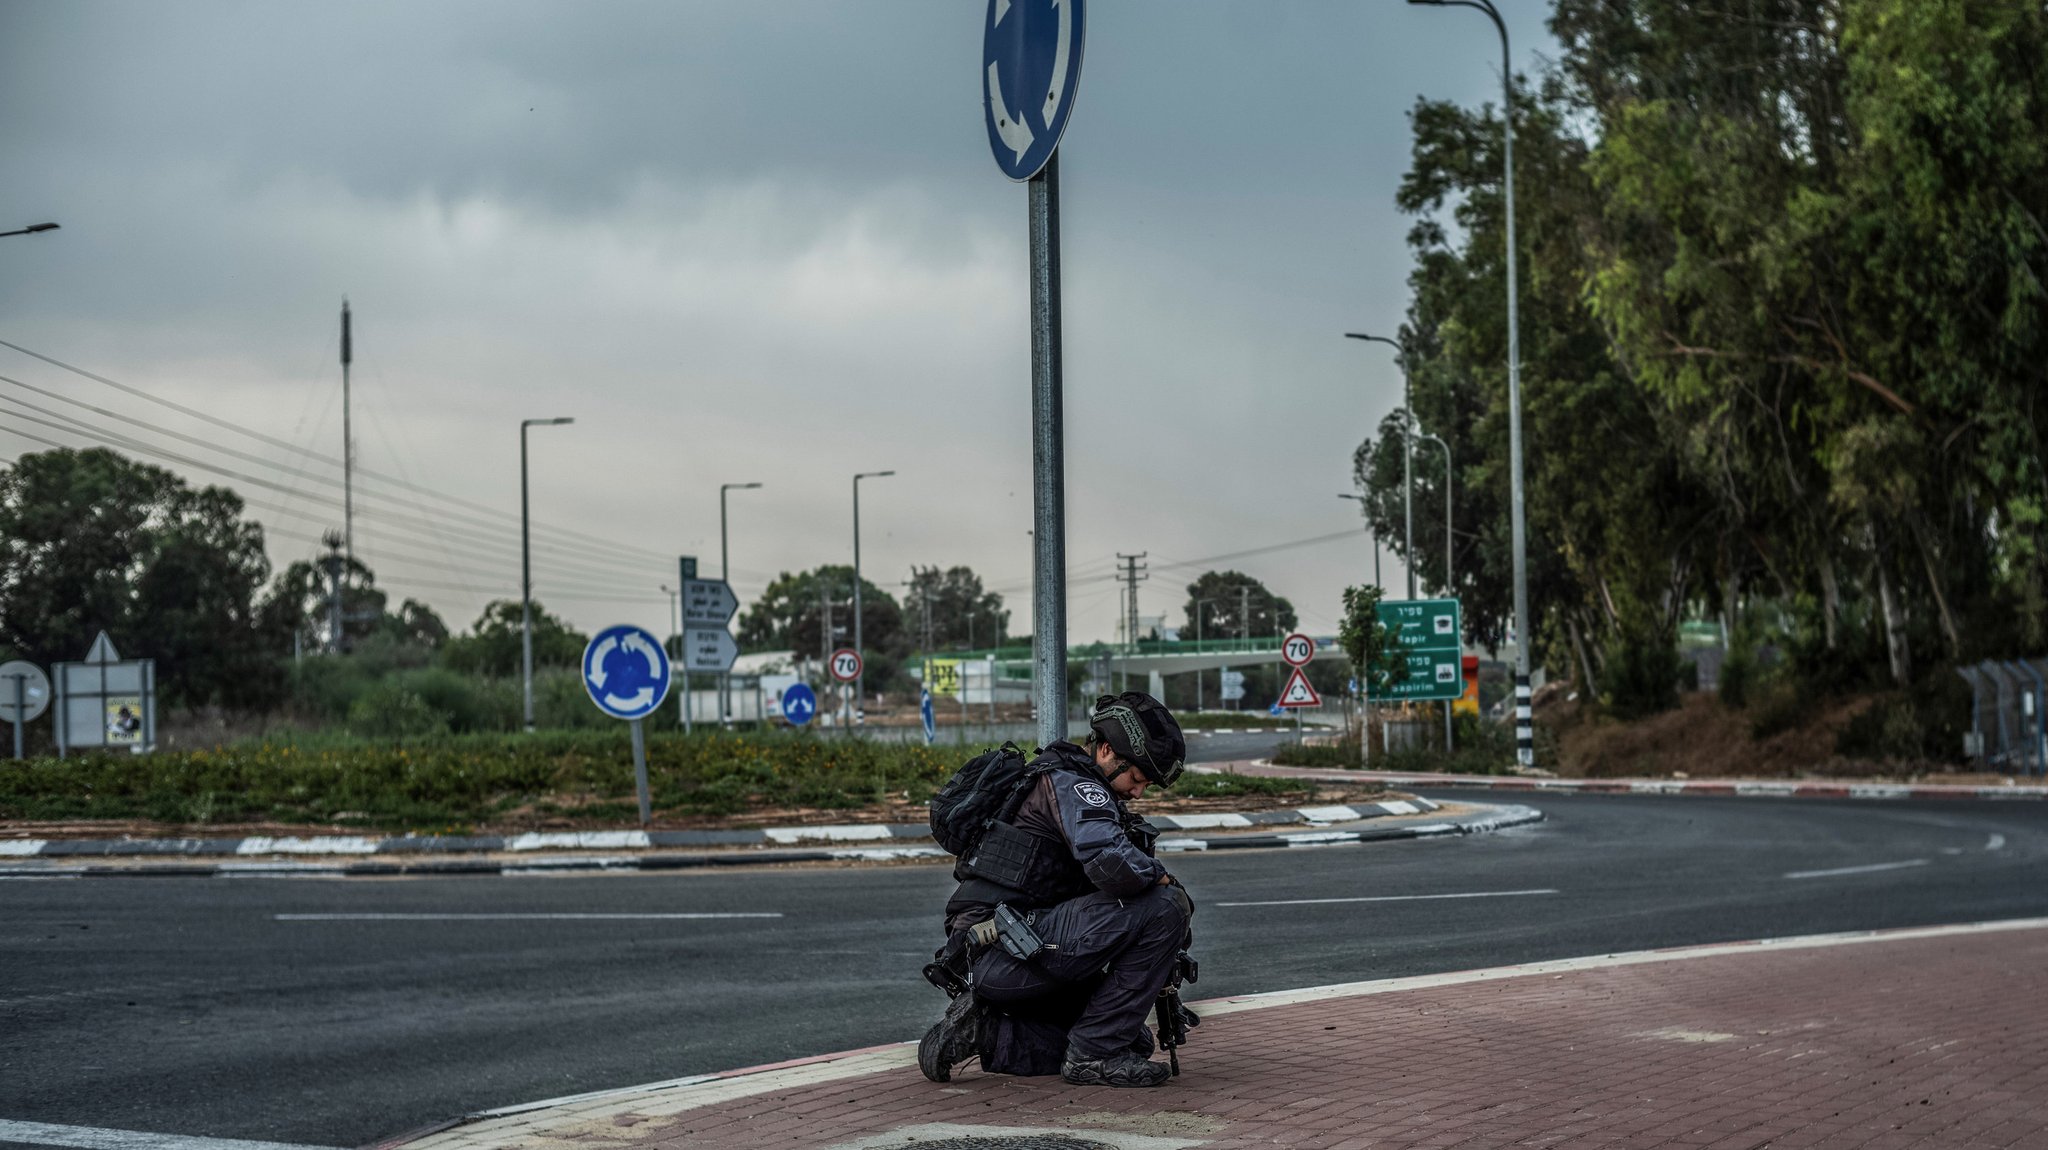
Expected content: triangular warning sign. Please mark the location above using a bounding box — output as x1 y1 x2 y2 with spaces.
84 631 121 664
1277 666 1322 708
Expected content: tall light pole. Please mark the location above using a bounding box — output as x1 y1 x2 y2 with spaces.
0 222 59 239
852 470 895 727
1420 429 1455 751
660 584 680 656
718 482 762 726
1193 597 1218 712
521 416 574 733
1346 332 1414 599
1410 0 1532 766
1337 493 1383 588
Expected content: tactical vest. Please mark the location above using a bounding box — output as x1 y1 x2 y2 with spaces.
951 745 1128 909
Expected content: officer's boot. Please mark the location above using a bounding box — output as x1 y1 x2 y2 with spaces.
1060 1048 1171 1088
917 992 983 1083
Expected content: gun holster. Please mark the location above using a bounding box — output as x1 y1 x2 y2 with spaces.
970 903 1053 962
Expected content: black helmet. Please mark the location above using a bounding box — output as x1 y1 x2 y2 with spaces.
1088 692 1186 787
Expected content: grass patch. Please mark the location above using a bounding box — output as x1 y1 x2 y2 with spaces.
0 729 963 831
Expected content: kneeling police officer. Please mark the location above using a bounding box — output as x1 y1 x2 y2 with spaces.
919 691 1193 1088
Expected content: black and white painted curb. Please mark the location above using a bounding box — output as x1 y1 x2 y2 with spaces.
0 798 1439 863
0 801 1541 879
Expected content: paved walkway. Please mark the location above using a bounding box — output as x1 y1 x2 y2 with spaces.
397 918 2048 1150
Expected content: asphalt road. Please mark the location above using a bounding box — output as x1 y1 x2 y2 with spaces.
7 790 2048 1147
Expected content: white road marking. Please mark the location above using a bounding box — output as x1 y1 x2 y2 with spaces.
1216 888 1558 908
1783 859 1929 880
272 912 781 921
0 1118 342 1150
1988 833 2006 851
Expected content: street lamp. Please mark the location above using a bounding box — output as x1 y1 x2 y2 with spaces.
660 584 680 657
718 482 763 726
1409 0 1532 766
852 470 895 726
1419 429 1455 751
1337 493 1383 588
1192 597 1218 712
0 222 58 239
1346 331 1414 599
521 416 574 733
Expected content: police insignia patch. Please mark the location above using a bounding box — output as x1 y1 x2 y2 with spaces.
1073 780 1112 808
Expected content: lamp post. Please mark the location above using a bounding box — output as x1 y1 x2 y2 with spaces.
1345 332 1414 599
1409 0 1531 766
852 470 895 727
520 416 574 733
718 482 762 726
1337 494 1383 588
0 222 58 239
1193 597 1218 712
1420 430 1455 751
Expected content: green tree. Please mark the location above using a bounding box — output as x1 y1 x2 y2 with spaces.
1181 571 1295 643
735 565 904 661
901 565 1009 652
0 447 280 710
439 599 588 678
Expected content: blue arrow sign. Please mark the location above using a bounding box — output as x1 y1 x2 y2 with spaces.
920 687 937 745
983 0 1085 181
581 624 672 721
781 682 818 728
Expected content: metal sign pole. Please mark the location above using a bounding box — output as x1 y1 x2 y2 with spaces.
1030 153 1068 748
10 674 22 759
630 717 650 826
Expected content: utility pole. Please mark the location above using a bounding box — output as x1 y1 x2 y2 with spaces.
1116 553 1147 693
820 578 833 720
852 470 894 728
340 301 353 573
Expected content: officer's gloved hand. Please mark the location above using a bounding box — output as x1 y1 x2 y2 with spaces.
1161 874 1194 922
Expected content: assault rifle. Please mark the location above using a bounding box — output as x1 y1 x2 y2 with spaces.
1154 950 1200 1075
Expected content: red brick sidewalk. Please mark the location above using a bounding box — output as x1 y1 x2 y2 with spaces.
403 919 2048 1150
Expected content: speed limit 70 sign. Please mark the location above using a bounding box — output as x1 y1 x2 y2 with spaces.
1280 633 1315 667
829 648 863 683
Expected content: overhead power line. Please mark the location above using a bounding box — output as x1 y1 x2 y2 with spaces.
0 337 674 562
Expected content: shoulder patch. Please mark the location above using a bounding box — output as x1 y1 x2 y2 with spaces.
1072 780 1112 808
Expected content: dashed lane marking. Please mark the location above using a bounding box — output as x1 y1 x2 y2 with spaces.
271 912 782 921
1988 833 2006 851
0 1118 342 1150
1783 859 1929 880
1215 888 1559 908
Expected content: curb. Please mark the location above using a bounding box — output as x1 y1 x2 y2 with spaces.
0 801 1534 880
389 911 2036 1150
0 799 1438 862
1211 764 2048 801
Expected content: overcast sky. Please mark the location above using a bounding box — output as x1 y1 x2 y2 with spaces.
0 0 1556 649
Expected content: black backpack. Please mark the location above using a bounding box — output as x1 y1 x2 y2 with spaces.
928 742 1050 856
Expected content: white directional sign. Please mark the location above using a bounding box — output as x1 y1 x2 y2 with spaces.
829 648 863 683
682 578 738 627
582 624 672 720
1277 666 1322 709
1281 632 1316 667
1219 670 1245 701
682 626 739 674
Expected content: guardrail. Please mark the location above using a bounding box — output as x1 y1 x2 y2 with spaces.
1959 659 2048 776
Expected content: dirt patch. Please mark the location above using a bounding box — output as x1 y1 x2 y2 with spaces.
1549 691 1962 780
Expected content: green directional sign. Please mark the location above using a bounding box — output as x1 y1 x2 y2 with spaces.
1373 598 1462 701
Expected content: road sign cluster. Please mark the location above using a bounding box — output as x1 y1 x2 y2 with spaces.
1374 598 1463 701
1276 631 1321 709
680 557 740 674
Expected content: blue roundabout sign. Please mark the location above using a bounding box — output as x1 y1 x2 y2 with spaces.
982 0 1085 181
581 624 673 721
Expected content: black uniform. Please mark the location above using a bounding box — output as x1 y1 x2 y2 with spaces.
942 740 1192 1070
